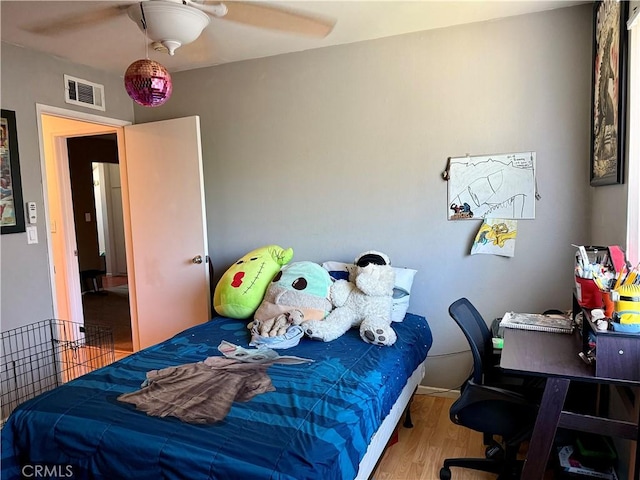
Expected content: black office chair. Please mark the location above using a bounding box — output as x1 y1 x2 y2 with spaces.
439 298 539 480
449 297 502 382
449 297 545 393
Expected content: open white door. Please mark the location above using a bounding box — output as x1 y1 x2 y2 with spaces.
122 116 210 349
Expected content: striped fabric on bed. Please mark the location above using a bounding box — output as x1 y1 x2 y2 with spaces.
2 314 432 480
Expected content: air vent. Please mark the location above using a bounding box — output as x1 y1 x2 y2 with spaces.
64 75 105 111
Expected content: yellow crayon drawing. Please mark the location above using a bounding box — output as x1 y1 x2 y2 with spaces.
471 219 517 257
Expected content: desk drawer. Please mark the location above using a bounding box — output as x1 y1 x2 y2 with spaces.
595 335 640 381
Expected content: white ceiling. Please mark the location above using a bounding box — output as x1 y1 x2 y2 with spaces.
1 0 588 75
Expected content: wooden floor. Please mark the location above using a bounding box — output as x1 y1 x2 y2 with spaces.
114 350 131 361
372 394 556 480
373 394 495 480
84 274 133 352
101 274 128 289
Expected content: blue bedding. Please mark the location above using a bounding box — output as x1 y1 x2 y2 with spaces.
2 314 431 480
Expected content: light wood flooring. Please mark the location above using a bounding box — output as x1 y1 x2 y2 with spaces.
372 394 556 480
372 394 495 480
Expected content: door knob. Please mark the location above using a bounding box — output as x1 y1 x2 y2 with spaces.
192 255 203 264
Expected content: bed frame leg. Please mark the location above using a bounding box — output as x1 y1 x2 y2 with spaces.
403 388 418 428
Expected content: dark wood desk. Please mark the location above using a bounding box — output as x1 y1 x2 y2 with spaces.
500 327 639 480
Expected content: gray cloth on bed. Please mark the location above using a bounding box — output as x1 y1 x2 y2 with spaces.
117 356 275 424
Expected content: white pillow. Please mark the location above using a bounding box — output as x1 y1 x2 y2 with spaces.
321 261 417 322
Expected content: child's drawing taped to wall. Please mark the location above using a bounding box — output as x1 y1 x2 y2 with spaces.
447 151 536 220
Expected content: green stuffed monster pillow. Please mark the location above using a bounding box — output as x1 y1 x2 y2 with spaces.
214 245 294 319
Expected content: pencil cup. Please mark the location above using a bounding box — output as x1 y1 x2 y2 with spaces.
601 291 614 318
575 276 603 309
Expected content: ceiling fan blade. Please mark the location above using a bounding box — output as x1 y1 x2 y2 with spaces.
202 1 335 38
25 5 129 36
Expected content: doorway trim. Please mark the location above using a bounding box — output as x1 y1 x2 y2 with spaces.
36 104 132 335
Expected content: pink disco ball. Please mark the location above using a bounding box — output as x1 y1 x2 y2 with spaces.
124 59 172 107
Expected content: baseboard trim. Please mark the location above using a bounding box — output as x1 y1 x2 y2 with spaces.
417 385 460 398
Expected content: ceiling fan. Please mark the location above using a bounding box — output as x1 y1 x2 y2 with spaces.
26 0 336 56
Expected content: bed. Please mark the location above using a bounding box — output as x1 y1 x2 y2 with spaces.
1 313 432 480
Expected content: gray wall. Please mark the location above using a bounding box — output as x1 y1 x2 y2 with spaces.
3 4 625 389
134 5 594 388
0 42 134 331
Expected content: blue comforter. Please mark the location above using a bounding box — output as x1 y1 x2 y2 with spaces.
2 314 431 480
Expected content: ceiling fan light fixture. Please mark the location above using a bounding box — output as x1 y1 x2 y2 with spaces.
127 1 210 55
160 40 181 56
124 59 173 107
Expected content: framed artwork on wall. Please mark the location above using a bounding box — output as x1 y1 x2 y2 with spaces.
590 0 629 186
1 109 26 234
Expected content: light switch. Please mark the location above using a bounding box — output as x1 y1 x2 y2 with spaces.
27 202 37 223
27 225 38 244
85 212 91 222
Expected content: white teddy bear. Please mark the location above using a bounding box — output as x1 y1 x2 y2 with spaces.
304 251 397 346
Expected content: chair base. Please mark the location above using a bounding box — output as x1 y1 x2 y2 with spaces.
440 457 523 480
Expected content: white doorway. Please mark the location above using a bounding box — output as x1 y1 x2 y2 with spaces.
65 135 132 353
38 108 127 332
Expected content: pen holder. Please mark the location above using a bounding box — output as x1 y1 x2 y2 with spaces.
575 276 603 309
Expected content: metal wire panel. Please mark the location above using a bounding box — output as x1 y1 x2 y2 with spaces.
1 319 114 423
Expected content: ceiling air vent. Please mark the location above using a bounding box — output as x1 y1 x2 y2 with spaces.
64 75 105 111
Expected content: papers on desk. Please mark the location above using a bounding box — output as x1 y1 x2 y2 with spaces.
500 311 574 334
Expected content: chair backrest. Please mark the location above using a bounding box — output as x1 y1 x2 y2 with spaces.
448 297 492 385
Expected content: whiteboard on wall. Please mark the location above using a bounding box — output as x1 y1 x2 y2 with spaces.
447 151 536 220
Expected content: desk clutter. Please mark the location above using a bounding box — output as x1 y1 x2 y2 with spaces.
555 435 619 480
574 245 640 334
499 319 639 479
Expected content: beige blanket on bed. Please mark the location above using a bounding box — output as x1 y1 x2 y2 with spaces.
117 356 275 424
